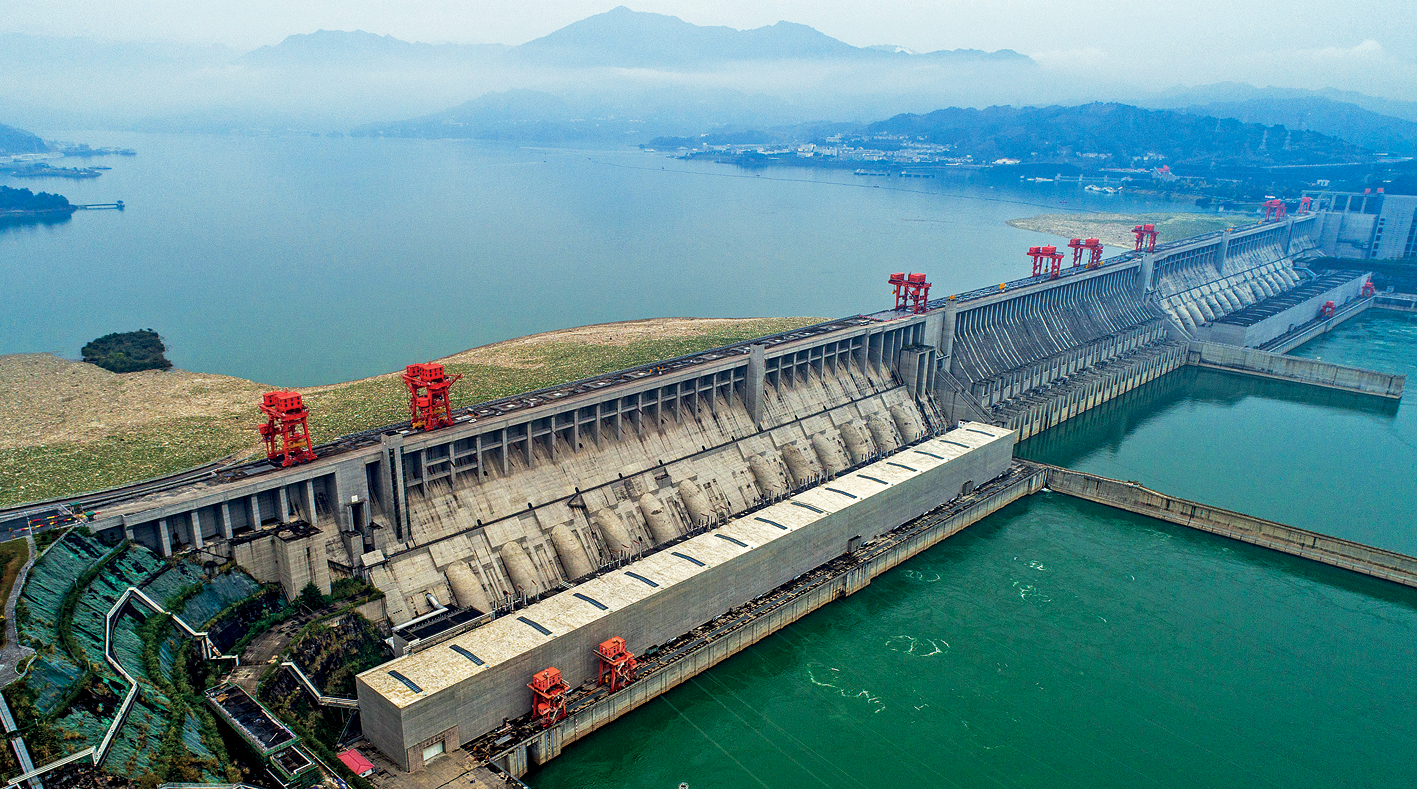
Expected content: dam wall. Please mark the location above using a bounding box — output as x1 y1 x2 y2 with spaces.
356 424 1017 770
87 314 947 625
935 217 1322 440
82 214 1329 599
1194 269 1369 348
1150 217 1320 333
64 209 1393 776
1037 463 1417 589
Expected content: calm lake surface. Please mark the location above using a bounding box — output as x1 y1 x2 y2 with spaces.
531 313 1417 789
3 132 1185 385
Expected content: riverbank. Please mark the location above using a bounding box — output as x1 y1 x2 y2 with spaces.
1007 211 1236 248
0 317 820 507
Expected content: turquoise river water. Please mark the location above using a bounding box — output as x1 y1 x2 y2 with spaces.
531 311 1417 789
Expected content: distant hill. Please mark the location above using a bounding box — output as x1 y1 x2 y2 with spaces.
240 29 504 67
865 103 1363 169
355 86 799 142
1148 82 1417 125
517 7 1030 69
361 89 579 141
1178 96 1417 155
0 123 47 154
250 8 1030 72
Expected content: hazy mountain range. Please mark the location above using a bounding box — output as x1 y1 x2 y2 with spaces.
239 8 1029 71
2 5 1416 154
0 123 48 155
0 7 1039 132
866 103 1363 167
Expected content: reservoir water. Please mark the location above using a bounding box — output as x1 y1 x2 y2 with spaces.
3 133 1186 386
530 313 1417 789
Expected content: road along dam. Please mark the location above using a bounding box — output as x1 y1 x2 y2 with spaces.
52 209 1404 780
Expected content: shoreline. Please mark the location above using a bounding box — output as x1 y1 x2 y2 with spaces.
1007 210 1238 248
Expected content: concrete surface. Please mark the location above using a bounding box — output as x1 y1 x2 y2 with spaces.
1187 341 1405 398
1037 462 1417 588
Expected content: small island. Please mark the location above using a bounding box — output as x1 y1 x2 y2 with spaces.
0 184 76 224
81 329 174 373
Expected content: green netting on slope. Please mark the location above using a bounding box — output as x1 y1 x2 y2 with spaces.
182 711 212 760
26 655 83 716
100 695 164 778
108 568 263 781
18 534 109 665
142 562 205 609
111 609 165 698
70 549 167 677
15 533 266 781
182 572 261 626
158 634 179 681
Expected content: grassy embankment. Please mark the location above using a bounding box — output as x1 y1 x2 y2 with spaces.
1007 211 1239 249
0 317 821 507
0 538 28 648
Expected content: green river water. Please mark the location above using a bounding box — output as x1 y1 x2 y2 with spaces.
529 309 1417 789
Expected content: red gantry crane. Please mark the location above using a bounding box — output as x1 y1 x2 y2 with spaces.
1262 199 1287 221
595 637 639 693
257 391 318 467
889 272 932 313
1067 238 1105 269
1132 224 1158 252
402 362 463 432
1028 245 1064 279
528 667 569 728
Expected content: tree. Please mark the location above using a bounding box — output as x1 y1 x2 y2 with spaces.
298 582 327 611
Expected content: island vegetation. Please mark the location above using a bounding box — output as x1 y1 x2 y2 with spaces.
81 330 173 374
0 185 72 214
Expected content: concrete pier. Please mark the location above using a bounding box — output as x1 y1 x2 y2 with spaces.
1187 341 1405 398
1034 462 1417 589
1375 293 1417 313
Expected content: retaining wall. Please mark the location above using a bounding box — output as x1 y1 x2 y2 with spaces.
1037 463 1417 588
1187 341 1405 398
1261 296 1373 354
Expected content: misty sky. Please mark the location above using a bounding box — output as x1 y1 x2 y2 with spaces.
2 0 1414 100
1 0 1409 56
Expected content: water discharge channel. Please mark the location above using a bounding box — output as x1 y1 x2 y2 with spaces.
528 310 1417 789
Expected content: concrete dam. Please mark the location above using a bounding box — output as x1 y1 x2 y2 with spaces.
69 210 1405 779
